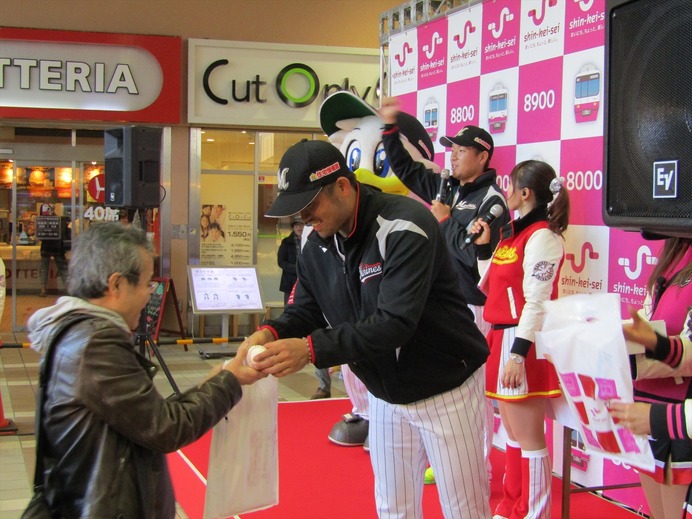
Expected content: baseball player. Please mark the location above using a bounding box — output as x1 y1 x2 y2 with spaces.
246 139 492 518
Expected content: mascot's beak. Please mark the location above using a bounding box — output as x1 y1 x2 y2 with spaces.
353 168 410 196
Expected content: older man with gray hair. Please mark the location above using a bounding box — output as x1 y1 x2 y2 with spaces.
27 222 265 518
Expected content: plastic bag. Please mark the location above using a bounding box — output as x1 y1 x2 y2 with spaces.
204 376 279 519
535 293 654 472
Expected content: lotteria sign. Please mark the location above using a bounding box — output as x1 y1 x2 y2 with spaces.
188 39 380 128
0 27 181 124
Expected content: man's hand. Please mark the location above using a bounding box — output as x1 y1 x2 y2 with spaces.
203 343 268 386
241 328 274 349
379 97 401 125
251 337 311 377
430 200 451 222
608 401 652 435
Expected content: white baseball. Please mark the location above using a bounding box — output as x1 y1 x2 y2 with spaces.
245 345 267 369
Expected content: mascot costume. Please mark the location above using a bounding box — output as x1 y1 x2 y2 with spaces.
316 91 438 449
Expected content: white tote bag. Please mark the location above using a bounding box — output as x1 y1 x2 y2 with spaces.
535 293 654 472
203 376 279 519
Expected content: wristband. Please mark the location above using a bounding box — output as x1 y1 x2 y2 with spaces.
303 337 312 364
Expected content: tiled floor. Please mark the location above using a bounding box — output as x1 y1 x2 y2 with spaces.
0 331 346 519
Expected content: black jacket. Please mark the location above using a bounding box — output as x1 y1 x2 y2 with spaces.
263 184 489 404
40 314 242 518
277 232 300 293
382 125 509 305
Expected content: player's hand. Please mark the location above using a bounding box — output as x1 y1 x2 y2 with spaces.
608 401 651 435
241 328 274 349
378 97 401 125
204 344 266 385
250 338 311 378
221 343 267 385
430 200 451 222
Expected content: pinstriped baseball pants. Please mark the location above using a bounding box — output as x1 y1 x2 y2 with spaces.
368 369 491 519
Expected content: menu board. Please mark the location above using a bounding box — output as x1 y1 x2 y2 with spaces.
144 278 168 339
187 266 264 314
35 216 63 240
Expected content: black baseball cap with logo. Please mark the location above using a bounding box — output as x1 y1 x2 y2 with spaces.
439 126 494 160
265 139 352 218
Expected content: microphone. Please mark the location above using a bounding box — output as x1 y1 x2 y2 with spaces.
463 204 505 245
435 169 451 202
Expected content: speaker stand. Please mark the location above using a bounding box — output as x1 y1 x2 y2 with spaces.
134 207 180 396
136 328 180 395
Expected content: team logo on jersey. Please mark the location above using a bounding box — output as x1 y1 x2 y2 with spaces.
359 261 382 283
532 261 556 281
455 200 478 211
492 245 518 265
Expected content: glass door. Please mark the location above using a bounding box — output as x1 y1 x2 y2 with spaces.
2 159 76 332
0 142 103 333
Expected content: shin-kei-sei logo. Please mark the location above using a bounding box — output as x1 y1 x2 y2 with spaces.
566 242 599 273
422 32 444 59
359 261 382 283
528 0 558 26
618 246 658 281
575 0 595 12
395 42 414 67
453 21 476 49
488 7 515 38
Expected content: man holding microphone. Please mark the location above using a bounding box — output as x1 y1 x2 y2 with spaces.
379 97 509 483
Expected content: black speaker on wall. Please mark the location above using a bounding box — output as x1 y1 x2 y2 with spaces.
104 126 162 208
603 0 691 238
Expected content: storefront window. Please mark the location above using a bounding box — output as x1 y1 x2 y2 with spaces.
0 127 104 332
196 128 329 306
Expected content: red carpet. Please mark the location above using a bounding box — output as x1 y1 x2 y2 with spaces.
169 398 638 519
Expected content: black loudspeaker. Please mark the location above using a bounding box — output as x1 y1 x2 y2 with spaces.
603 0 691 238
104 126 162 208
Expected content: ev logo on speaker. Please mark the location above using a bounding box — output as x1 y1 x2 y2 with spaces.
653 160 677 199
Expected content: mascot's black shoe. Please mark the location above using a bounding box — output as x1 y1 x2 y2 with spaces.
328 413 369 446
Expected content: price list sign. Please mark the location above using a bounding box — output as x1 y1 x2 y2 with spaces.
188 266 263 314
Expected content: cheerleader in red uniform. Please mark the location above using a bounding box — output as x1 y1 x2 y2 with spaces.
471 160 570 519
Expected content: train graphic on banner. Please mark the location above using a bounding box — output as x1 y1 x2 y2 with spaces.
574 64 601 123
488 83 508 134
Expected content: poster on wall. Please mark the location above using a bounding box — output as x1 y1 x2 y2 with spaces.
200 173 255 266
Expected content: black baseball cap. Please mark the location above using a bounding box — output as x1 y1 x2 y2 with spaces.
265 139 351 218
397 111 435 162
440 126 494 160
